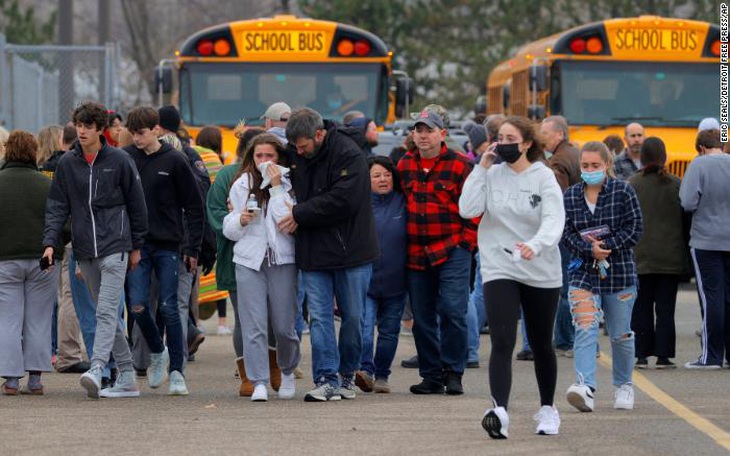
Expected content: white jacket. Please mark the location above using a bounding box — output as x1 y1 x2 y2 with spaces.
459 161 565 288
222 173 295 271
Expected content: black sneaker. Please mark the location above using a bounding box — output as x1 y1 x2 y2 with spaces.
635 357 649 369
479 326 490 335
444 372 464 395
135 368 147 378
409 379 444 395
516 350 534 361
466 360 480 369
655 357 676 369
400 355 419 369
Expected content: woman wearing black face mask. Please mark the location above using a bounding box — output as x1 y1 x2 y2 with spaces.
460 116 565 439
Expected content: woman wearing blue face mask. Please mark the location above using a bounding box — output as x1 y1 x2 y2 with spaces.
562 141 643 413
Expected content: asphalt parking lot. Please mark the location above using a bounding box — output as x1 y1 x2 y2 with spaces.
1 283 728 456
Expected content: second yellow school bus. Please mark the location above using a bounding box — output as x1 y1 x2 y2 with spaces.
487 16 720 177
162 15 409 163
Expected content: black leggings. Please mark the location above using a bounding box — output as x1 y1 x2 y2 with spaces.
485 280 560 409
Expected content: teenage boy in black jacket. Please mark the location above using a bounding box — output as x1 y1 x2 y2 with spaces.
122 106 205 396
43 102 148 399
280 108 378 402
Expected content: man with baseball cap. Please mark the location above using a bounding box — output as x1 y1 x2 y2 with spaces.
397 108 477 396
261 102 291 144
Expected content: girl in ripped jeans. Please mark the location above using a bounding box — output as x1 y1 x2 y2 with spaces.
561 141 643 412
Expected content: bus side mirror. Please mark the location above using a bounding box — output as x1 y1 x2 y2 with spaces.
395 77 415 118
528 105 546 120
474 95 487 115
154 67 173 94
396 77 415 105
529 65 548 92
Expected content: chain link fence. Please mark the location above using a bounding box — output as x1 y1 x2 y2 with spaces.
0 33 121 133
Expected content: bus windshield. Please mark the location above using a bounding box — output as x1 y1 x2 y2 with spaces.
179 62 386 127
552 60 719 127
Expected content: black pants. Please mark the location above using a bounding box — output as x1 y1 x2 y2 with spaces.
692 249 730 365
632 274 679 359
484 280 560 409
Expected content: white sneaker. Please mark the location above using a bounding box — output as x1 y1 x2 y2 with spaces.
481 401 509 439
278 372 296 400
614 384 634 410
79 365 103 399
148 347 169 389
217 325 232 336
100 370 140 398
534 405 560 435
566 383 594 412
252 384 268 402
167 370 188 396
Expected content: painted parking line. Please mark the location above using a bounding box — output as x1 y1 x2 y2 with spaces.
598 352 730 451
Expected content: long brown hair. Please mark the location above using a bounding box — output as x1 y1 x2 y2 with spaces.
231 133 286 212
639 136 670 181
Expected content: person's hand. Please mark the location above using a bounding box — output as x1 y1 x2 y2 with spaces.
587 235 611 261
479 143 498 170
516 242 535 260
41 247 55 271
267 164 282 187
277 201 298 234
128 249 141 271
184 255 198 272
239 210 256 226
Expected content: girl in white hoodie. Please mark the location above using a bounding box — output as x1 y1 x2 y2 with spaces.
460 116 565 439
223 133 300 402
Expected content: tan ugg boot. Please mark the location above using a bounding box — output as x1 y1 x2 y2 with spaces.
269 349 281 392
236 357 254 397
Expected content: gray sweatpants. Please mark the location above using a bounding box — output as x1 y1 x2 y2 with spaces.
77 253 133 373
235 262 300 384
0 260 59 377
132 260 194 369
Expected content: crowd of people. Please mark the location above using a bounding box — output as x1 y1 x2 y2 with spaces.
0 100 728 440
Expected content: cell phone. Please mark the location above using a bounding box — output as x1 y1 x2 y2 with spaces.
39 256 52 271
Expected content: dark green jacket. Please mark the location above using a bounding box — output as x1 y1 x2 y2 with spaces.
628 171 691 275
0 162 65 260
206 164 238 290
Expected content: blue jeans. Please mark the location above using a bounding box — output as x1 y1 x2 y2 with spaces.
360 293 406 379
302 263 372 387
126 245 185 374
295 271 307 340
467 253 486 363
408 247 471 382
553 244 574 350
69 252 122 378
571 285 636 389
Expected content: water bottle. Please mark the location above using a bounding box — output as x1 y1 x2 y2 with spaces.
246 193 259 212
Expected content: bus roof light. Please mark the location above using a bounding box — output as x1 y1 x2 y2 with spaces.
354 40 371 56
214 39 231 56
586 37 603 54
569 38 586 54
711 39 721 56
197 39 214 56
337 39 354 56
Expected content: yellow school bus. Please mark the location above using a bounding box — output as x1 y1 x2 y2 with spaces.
160 15 411 164
486 16 720 177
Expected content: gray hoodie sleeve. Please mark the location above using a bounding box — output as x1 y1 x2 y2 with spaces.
679 159 702 213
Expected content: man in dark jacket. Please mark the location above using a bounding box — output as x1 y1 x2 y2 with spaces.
43 102 148 399
123 106 205 396
540 115 580 358
279 108 379 402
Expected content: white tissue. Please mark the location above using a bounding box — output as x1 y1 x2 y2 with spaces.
257 161 290 189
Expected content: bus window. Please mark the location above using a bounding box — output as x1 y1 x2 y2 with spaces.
552 60 718 127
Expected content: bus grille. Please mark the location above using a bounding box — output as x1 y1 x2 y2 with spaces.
667 160 689 178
